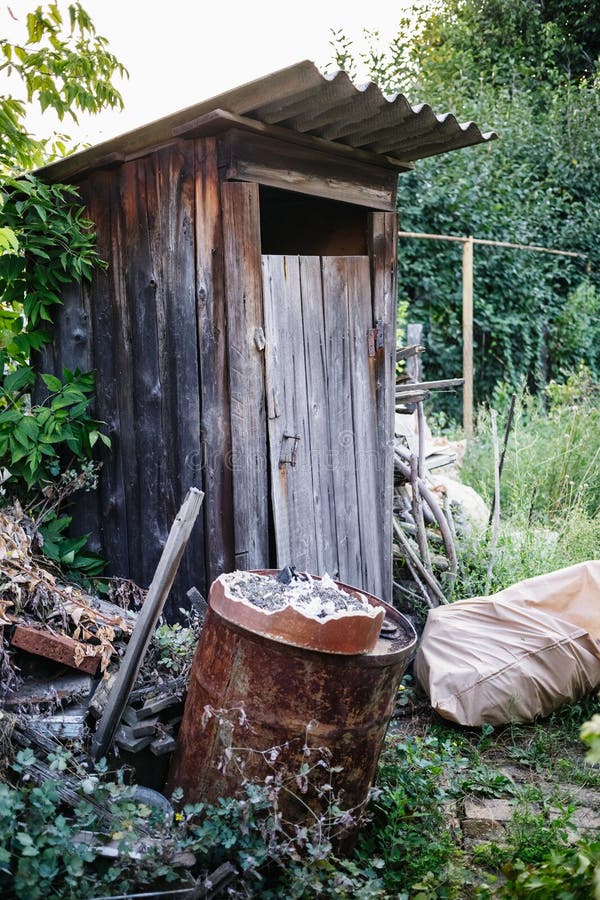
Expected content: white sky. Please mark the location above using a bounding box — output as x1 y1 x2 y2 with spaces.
2 0 412 149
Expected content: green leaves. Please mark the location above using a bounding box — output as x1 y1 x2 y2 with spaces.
0 226 18 253
0 1 128 172
38 511 104 574
0 6 121 577
0 367 110 489
580 714 600 765
332 1 600 418
2 365 35 394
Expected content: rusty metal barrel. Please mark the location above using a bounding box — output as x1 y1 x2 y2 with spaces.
167 573 416 821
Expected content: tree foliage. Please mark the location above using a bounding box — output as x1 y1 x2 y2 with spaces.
0 3 126 573
332 0 600 417
1 1 127 171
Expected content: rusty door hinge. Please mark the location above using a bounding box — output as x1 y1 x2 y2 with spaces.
367 320 384 357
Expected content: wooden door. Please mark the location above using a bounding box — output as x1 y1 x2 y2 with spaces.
262 254 385 598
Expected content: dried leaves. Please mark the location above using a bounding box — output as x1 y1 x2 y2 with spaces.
0 506 135 682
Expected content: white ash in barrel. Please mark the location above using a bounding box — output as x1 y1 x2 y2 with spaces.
221 571 379 621
212 570 386 654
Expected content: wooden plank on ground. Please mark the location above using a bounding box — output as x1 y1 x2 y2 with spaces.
221 181 269 570
195 137 235 583
91 488 204 760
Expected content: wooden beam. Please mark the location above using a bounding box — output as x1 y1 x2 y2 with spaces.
396 377 464 393
398 230 587 259
462 236 474 437
91 488 204 760
369 212 398 603
219 129 398 210
173 108 413 174
221 181 269 570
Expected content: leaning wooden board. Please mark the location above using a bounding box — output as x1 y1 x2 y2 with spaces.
91 488 204 760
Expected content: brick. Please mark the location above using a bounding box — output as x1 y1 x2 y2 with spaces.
462 818 506 840
462 799 515 841
11 625 102 675
114 725 153 753
463 799 513 822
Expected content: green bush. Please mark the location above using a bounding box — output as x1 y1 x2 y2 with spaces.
0 739 386 899
462 370 600 522
357 736 468 898
0 2 127 577
453 369 600 597
331 0 600 419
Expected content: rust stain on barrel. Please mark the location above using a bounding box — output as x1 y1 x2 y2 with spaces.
167 577 416 823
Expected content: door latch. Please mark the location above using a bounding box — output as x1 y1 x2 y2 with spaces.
279 433 300 467
367 319 384 357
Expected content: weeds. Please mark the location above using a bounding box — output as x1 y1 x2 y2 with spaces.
357 735 469 898
0 738 387 899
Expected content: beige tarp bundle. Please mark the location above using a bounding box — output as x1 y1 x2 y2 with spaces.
414 561 600 726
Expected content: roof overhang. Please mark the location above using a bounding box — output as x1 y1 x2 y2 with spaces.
37 60 497 184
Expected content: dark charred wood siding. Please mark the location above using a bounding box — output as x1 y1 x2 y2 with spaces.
42 134 397 615
40 139 233 617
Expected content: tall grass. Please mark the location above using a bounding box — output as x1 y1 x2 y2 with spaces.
456 368 600 598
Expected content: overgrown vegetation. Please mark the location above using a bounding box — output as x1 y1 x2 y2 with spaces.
5 698 598 898
0 3 126 575
453 369 600 599
0 732 387 899
331 0 600 418
1 2 599 898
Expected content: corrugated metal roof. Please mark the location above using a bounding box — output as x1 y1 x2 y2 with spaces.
39 60 497 182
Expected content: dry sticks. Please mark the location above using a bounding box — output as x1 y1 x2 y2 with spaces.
394 344 461 606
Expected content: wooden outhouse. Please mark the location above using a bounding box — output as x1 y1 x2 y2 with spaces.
40 61 494 616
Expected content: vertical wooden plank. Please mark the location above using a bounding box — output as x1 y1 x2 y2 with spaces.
52 281 92 374
104 164 141 582
221 182 269 570
462 235 474 437
348 256 384 598
406 323 423 383
262 255 316 572
298 256 338 577
322 257 362 588
118 156 167 587
195 138 235 585
76 173 127 567
149 143 205 614
369 212 398 603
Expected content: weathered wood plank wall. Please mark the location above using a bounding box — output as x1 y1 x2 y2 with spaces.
369 212 398 603
297 256 338 576
41 136 396 613
221 181 269 571
194 138 235 586
41 140 220 617
261 254 388 599
262 255 315 572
